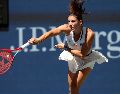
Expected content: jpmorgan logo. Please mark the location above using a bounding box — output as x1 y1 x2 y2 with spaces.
10 26 120 59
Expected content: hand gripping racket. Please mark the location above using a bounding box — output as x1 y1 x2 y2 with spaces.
0 42 30 75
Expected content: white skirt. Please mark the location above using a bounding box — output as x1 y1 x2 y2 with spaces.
59 50 108 73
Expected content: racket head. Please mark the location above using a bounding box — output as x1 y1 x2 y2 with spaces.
0 49 14 75
0 42 30 75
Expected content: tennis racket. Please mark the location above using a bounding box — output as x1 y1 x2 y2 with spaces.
0 42 30 75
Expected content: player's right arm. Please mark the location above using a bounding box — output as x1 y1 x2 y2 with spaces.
29 24 71 44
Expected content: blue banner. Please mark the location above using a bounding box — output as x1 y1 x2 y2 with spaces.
0 0 120 94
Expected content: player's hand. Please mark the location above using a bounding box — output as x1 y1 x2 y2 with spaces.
54 43 64 49
28 37 40 45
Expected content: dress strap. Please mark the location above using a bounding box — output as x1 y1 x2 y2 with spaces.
79 27 87 45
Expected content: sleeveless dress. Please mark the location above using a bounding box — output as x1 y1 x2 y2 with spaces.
59 27 108 73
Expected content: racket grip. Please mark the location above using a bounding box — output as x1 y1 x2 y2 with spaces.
20 42 30 49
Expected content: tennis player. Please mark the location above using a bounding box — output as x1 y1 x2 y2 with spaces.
29 0 108 94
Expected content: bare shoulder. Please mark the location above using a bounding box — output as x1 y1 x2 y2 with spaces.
85 27 95 44
58 24 71 34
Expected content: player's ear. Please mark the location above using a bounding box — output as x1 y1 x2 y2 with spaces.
79 20 83 25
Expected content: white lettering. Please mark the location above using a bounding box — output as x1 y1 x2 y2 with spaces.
14 26 120 59
107 30 120 58
93 31 107 50
16 27 26 47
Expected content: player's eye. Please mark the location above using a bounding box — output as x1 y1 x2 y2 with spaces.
71 20 75 22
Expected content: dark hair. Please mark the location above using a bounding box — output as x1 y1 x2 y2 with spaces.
69 0 86 20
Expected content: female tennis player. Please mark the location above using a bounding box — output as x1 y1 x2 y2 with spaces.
29 0 108 94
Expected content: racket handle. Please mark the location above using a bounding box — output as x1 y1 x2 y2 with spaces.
20 42 30 49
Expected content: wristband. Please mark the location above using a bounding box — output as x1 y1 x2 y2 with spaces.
64 42 71 51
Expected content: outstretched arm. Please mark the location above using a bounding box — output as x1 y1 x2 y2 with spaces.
29 24 71 45
70 28 95 59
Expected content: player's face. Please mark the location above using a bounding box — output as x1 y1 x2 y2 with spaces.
68 15 82 30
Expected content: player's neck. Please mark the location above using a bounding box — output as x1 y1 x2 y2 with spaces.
74 27 82 36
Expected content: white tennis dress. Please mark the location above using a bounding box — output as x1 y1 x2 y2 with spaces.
59 27 108 73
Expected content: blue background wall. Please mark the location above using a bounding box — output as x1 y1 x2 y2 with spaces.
0 0 120 94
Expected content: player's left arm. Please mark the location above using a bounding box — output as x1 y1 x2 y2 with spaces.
81 28 95 57
70 28 95 59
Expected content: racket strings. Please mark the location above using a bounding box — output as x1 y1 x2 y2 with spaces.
0 62 11 74
0 51 13 62
0 50 13 75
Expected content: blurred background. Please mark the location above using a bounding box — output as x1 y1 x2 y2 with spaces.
0 0 120 94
